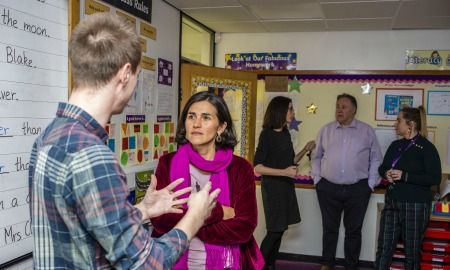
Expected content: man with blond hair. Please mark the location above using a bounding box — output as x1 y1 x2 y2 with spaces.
29 13 220 269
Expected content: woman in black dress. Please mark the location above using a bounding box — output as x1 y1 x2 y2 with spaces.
254 96 315 270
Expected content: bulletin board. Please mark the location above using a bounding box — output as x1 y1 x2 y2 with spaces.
255 71 450 177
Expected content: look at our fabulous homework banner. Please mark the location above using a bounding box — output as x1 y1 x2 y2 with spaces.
225 52 297 71
405 50 450 70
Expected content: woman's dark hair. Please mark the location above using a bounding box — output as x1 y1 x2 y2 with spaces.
263 96 292 130
337 93 357 112
401 106 427 137
176 91 238 149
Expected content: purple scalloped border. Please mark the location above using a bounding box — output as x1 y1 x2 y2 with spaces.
258 73 450 83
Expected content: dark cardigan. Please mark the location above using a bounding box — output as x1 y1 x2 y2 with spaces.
378 135 441 203
150 152 263 269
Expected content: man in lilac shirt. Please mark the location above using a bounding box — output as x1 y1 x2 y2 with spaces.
311 93 382 270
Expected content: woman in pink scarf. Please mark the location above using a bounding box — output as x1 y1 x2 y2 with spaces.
151 91 264 269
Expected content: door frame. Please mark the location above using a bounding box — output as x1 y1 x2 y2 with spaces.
180 63 258 162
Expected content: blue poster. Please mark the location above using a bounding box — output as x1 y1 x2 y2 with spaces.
384 95 413 115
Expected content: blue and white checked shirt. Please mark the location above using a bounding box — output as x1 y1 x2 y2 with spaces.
29 103 188 269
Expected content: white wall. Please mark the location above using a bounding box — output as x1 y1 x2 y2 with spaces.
215 30 450 70
254 186 384 261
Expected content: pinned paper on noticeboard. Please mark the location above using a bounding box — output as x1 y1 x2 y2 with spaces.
153 122 176 160
119 122 151 167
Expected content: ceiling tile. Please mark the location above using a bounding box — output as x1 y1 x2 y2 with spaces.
322 1 400 19
327 18 392 30
394 16 450 29
205 21 267 33
260 20 327 32
241 0 317 4
398 0 450 18
167 0 450 32
249 3 323 20
165 0 241 9
425 0 450 16
318 0 387 2
183 7 257 22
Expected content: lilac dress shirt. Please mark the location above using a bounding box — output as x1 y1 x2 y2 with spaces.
311 119 382 189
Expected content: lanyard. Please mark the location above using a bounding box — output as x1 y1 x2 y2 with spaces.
391 134 419 168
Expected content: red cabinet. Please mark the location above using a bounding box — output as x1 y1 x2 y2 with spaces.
389 217 450 269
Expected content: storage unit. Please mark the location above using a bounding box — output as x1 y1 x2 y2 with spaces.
388 216 450 269
420 219 450 269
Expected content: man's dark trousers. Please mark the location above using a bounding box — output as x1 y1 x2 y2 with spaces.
316 178 372 270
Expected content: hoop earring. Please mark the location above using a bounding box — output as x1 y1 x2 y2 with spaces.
215 133 222 143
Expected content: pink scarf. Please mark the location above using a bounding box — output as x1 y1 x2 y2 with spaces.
169 143 241 269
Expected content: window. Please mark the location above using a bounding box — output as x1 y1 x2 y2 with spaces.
181 15 214 66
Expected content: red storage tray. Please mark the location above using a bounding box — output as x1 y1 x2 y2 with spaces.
422 252 450 263
423 240 450 253
425 228 450 240
428 221 450 230
421 262 450 270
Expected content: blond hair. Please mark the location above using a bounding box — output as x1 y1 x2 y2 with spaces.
401 106 427 137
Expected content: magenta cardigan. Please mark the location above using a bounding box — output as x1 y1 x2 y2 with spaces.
150 152 264 269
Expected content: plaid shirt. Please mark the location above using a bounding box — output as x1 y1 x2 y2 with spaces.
29 103 188 269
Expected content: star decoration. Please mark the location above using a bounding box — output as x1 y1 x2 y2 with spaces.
289 117 302 131
288 76 302 92
361 83 372 94
306 103 318 114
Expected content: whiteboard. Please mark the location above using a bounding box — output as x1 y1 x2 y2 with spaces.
0 0 68 266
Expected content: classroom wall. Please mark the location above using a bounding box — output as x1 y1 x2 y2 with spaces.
255 79 450 175
215 30 450 70
216 29 450 261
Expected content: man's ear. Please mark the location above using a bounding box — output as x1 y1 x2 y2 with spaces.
118 63 132 84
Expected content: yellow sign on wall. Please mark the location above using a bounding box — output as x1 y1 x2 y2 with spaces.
140 21 157 40
85 0 110 15
405 50 450 70
139 37 147 52
116 10 136 27
141 56 156 71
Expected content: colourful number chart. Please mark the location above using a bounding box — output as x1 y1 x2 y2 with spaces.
120 122 151 167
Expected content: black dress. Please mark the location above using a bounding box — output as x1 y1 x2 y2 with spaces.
254 128 301 232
